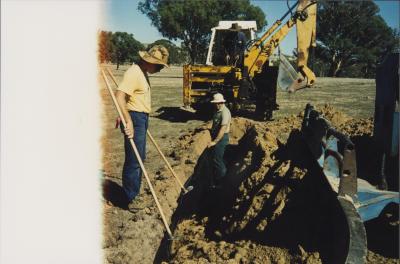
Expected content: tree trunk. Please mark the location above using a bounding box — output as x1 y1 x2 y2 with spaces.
328 59 342 77
189 50 196 64
190 44 198 64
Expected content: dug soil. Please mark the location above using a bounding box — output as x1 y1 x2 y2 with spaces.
101 65 398 264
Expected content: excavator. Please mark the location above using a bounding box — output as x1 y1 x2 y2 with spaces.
182 1 399 262
299 52 399 263
300 102 399 263
182 0 317 120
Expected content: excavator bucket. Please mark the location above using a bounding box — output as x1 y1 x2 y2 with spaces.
301 104 399 263
277 53 301 91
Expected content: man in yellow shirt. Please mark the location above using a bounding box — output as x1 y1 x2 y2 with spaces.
116 45 169 212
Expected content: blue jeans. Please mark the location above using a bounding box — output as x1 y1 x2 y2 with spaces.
121 111 149 202
211 133 229 183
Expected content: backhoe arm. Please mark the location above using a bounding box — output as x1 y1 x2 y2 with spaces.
295 0 317 89
244 13 296 78
244 0 317 90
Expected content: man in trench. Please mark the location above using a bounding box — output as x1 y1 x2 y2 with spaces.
116 45 169 212
207 93 232 188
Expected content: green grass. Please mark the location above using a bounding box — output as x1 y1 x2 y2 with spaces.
275 78 375 119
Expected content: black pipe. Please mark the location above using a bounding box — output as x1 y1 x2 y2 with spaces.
280 1 299 22
280 1 317 22
379 152 388 190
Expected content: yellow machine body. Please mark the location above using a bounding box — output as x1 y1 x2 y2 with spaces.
183 65 240 109
183 0 317 118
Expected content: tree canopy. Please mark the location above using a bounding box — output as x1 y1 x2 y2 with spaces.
99 31 188 67
315 0 398 78
98 31 144 69
138 0 267 63
112 32 145 69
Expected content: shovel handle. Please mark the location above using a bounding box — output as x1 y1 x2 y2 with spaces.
101 69 173 239
147 131 189 193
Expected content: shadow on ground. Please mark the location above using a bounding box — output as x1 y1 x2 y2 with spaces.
102 178 127 209
365 202 399 258
351 134 399 191
154 126 399 263
154 106 278 123
154 107 209 123
154 128 349 263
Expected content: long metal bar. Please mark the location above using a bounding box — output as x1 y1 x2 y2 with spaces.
146 131 190 193
101 69 173 239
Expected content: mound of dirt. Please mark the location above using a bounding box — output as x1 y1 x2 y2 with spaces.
102 96 397 263
154 105 398 264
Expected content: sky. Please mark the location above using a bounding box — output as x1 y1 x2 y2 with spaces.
101 0 400 55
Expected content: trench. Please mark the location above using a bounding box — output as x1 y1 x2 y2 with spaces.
153 115 398 264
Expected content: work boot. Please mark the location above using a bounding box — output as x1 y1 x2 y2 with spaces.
127 196 152 213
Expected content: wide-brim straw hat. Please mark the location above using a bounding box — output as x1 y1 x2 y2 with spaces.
139 45 169 67
228 23 242 31
210 93 226 103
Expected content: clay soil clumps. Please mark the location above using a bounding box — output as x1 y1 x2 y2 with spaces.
156 105 398 264
102 97 398 263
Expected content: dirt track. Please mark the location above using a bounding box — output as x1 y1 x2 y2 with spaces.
100 65 398 264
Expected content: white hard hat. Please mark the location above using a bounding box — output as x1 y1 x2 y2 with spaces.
210 93 226 103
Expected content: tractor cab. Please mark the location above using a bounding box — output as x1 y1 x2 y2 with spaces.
206 21 257 66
